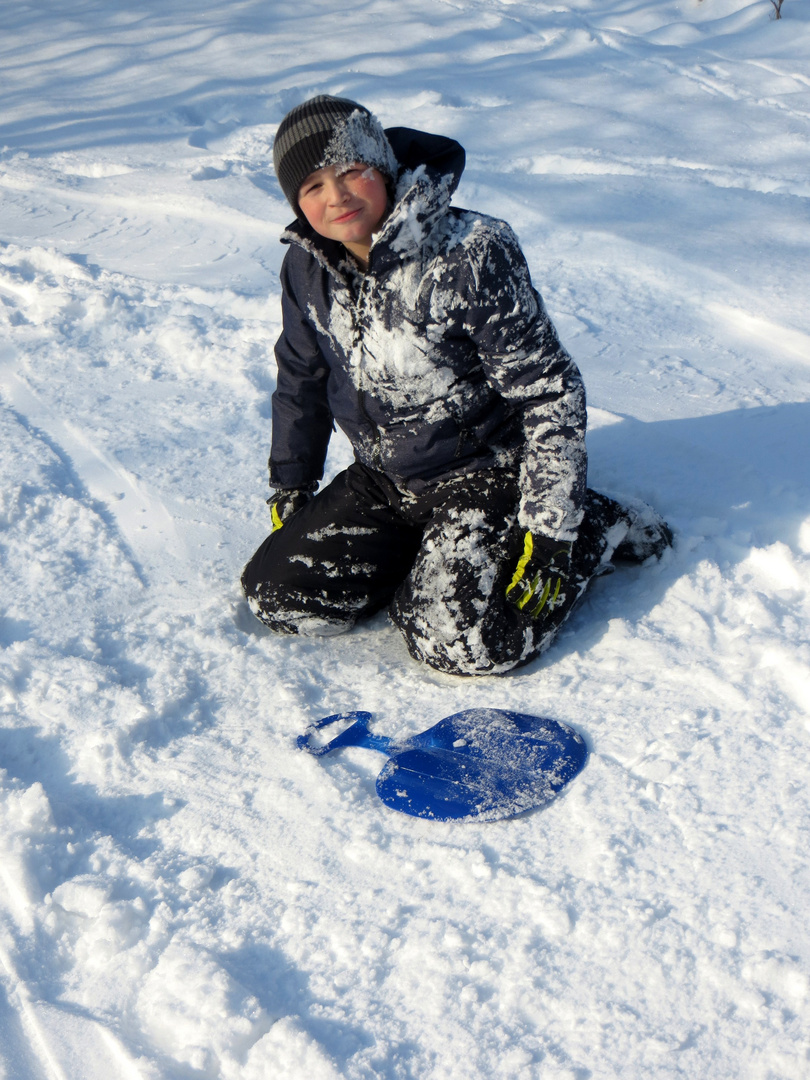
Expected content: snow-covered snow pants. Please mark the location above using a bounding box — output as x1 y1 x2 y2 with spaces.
242 462 634 676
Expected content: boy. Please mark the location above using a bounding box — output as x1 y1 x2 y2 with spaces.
241 95 671 676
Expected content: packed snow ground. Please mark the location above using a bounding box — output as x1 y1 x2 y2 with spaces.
1 1 810 1077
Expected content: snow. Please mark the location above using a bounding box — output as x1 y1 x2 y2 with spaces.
1 0 809 1077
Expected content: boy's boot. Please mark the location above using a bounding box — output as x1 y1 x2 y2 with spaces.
613 498 673 562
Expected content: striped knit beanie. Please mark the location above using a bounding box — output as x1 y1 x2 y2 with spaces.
273 95 399 214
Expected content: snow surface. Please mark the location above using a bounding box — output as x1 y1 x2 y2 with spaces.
1 0 809 1076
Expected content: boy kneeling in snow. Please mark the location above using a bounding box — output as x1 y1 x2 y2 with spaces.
242 95 671 676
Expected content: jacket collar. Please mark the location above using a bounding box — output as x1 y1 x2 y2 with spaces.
279 221 359 285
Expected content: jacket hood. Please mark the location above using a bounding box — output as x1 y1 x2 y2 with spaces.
385 127 465 197
280 126 466 275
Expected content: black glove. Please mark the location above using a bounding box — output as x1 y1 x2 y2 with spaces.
267 488 313 532
505 531 573 618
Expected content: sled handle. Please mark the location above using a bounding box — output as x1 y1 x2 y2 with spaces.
297 712 393 757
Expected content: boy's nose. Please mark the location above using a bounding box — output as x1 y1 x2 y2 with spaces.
327 178 350 203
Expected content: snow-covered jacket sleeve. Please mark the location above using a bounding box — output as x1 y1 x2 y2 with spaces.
269 254 334 491
460 223 587 541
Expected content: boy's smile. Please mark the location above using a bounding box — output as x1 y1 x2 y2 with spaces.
298 164 389 267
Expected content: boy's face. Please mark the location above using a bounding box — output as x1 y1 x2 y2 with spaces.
297 164 389 253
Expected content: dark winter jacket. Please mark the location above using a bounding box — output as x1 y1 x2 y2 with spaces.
269 127 587 541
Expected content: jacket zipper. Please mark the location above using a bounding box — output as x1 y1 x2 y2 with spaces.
353 276 384 469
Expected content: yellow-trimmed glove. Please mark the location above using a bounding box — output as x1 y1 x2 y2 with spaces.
267 488 313 532
506 532 573 618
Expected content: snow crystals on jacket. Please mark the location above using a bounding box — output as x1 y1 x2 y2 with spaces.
270 126 587 541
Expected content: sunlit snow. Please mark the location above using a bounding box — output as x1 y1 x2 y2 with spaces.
1 1 809 1078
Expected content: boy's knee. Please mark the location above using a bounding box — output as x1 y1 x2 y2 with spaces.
240 548 355 637
240 527 359 637
242 579 356 637
391 595 538 677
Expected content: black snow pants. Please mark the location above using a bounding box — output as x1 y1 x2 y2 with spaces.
241 462 634 677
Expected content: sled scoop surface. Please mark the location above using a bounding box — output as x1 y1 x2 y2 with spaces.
298 708 587 822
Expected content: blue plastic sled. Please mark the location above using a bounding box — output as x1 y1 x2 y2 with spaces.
297 708 587 823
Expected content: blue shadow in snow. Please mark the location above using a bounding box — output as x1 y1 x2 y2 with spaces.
587 401 810 552
514 401 810 674
0 726 178 891
0 3 577 157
